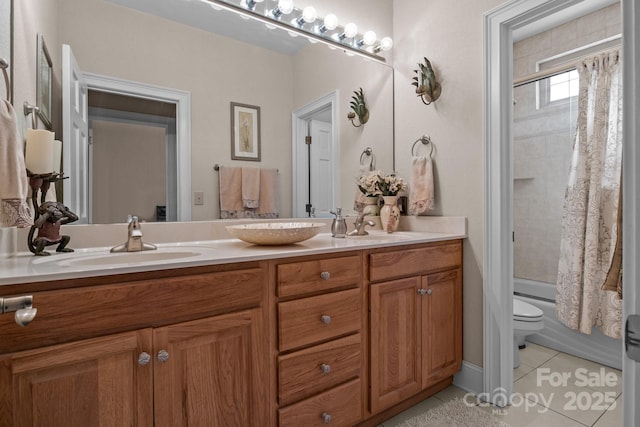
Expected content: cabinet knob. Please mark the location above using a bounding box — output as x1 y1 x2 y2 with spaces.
426 288 433 295
157 349 170 363
321 412 332 424
320 363 331 374
320 271 331 280
417 288 433 296
138 352 151 366
321 315 332 325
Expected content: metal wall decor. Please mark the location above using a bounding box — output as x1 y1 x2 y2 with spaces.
348 87 369 127
412 57 441 105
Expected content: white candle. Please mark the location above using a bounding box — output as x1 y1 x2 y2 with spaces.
25 129 54 174
53 140 62 173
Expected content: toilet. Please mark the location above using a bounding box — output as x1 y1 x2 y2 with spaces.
513 297 544 368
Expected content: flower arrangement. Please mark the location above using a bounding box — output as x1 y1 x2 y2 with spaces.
357 170 407 197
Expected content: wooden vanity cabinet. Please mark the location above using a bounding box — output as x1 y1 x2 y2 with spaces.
368 241 462 414
274 253 365 427
0 263 269 427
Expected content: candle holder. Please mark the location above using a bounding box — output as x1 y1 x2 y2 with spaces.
26 171 77 256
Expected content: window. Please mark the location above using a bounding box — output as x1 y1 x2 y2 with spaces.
548 69 579 102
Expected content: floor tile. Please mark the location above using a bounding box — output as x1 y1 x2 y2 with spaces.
514 360 536 381
514 364 615 426
541 352 622 394
519 342 559 368
433 385 469 402
593 394 623 427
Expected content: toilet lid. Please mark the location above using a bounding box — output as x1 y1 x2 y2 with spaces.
513 298 543 321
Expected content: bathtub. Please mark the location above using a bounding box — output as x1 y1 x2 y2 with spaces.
514 278 622 370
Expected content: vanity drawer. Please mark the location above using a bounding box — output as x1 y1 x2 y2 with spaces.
369 241 462 282
278 378 362 427
278 288 361 352
279 334 361 406
277 255 361 298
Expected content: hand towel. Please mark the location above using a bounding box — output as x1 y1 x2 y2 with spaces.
218 166 242 218
242 167 260 208
257 168 279 218
409 155 435 215
0 99 32 227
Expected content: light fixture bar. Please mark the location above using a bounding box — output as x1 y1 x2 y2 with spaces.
202 0 389 63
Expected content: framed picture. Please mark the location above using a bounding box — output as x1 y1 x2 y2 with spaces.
36 33 52 129
230 102 261 161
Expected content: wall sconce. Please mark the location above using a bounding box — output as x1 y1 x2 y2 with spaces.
348 88 369 127
412 57 442 105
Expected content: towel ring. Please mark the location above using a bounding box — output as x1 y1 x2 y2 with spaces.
360 147 375 170
411 135 434 158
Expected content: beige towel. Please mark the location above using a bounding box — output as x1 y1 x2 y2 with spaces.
0 99 32 227
409 156 435 215
218 166 242 217
242 167 260 208
257 168 279 218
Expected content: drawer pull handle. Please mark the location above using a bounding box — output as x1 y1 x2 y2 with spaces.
321 412 332 424
320 271 331 280
417 288 432 296
138 352 151 366
157 349 170 363
320 363 331 374
321 315 332 325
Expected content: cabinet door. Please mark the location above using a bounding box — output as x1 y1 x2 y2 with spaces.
153 308 267 427
0 330 153 427
422 268 462 388
369 277 422 413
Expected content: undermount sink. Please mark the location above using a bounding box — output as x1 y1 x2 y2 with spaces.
32 246 209 269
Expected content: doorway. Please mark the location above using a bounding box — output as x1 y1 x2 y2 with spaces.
291 91 338 218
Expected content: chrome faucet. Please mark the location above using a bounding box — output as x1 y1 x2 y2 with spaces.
347 210 376 236
111 215 157 253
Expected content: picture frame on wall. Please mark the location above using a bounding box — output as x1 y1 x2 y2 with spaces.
36 33 52 129
230 102 261 161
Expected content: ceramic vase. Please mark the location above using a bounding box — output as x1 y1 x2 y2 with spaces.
362 196 380 216
380 195 400 233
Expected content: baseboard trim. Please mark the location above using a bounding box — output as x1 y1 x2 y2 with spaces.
453 361 483 395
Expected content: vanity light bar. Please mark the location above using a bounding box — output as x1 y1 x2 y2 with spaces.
202 0 390 63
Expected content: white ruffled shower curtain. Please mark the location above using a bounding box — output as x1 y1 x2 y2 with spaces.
555 51 623 339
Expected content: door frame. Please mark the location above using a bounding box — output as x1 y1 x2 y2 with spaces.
482 0 637 417
291 91 339 218
82 72 192 222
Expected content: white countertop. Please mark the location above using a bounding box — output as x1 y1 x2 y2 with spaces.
0 217 466 286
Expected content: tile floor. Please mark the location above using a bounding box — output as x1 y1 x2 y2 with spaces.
381 343 623 427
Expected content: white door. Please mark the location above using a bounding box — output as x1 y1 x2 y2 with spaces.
62 44 89 223
309 119 333 218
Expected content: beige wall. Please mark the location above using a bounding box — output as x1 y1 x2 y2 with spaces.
393 0 505 367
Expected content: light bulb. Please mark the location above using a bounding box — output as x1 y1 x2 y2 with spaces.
323 14 338 31
379 37 393 51
278 0 294 14
302 6 316 23
363 31 377 46
344 23 358 38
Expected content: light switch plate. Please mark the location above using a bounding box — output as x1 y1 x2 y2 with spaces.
194 191 204 205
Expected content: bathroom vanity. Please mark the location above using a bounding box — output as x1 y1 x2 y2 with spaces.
0 222 464 427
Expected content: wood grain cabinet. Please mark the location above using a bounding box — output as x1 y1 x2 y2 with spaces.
275 253 364 427
0 264 268 427
369 242 463 414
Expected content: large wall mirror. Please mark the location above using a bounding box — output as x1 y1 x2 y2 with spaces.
14 0 394 224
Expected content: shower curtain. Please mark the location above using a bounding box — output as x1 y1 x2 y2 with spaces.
556 51 622 339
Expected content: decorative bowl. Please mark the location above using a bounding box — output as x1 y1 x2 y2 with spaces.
226 222 326 245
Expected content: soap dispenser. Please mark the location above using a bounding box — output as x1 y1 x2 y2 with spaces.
330 208 347 238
